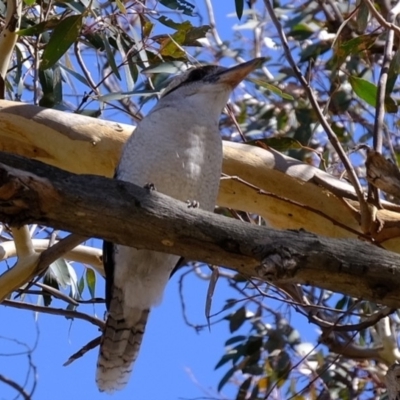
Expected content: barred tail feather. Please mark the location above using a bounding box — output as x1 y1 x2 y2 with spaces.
96 287 150 393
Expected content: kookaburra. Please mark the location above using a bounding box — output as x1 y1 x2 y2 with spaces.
96 58 265 393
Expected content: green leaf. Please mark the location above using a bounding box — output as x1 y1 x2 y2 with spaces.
214 348 241 370
300 42 330 62
159 0 194 16
23 0 36 5
250 78 294 100
235 0 244 20
229 306 247 333
385 95 398 113
85 268 96 298
49 258 71 288
42 270 59 306
236 376 252 400
334 34 377 66
18 19 60 36
101 32 121 80
222 299 237 311
38 69 54 95
58 63 90 87
183 25 211 46
387 48 400 94
157 16 185 29
349 76 398 114
245 336 263 356
97 90 157 102
218 366 236 391
75 109 102 117
356 0 369 32
349 75 378 107
288 23 314 41
249 137 302 152
114 0 126 13
78 275 85 296
40 15 84 70
225 335 246 346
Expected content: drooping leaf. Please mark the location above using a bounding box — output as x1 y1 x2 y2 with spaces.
215 348 241 370
356 0 369 32
40 15 84 70
49 258 72 288
78 274 85 296
217 366 236 391
42 270 59 306
235 0 244 20
101 32 121 80
387 48 400 95
205 267 219 330
236 376 252 400
114 0 126 14
276 351 291 381
85 268 96 298
229 306 247 333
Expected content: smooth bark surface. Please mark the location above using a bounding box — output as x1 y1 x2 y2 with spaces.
2 100 400 251
1 152 400 307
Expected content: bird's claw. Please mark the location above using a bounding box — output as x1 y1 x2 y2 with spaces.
144 182 156 191
186 200 199 209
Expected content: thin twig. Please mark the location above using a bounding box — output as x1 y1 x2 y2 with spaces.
220 174 375 242
0 374 31 400
373 1 400 152
74 42 99 95
2 299 105 329
262 0 371 232
63 336 101 366
363 0 400 37
37 234 88 275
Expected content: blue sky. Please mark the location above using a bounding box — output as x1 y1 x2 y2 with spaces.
0 1 320 399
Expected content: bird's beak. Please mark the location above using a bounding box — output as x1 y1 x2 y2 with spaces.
216 58 267 88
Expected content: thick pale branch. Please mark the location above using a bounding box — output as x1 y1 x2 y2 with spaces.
2 100 400 250
1 152 400 307
0 239 103 272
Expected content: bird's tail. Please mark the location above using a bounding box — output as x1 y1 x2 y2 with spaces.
96 292 150 393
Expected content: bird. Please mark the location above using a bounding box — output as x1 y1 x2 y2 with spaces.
95 58 265 393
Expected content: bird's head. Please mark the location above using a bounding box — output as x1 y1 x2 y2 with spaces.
158 58 266 118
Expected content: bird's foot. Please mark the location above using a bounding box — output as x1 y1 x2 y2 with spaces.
144 182 156 191
186 200 199 209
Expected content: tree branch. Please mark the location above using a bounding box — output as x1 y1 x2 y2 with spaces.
2 100 400 250
1 152 400 307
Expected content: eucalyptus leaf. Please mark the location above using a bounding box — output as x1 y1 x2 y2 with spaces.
40 14 84 70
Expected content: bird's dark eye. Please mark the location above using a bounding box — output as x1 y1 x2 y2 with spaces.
186 66 216 83
162 65 222 97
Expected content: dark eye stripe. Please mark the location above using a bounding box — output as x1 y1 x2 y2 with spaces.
163 65 223 97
